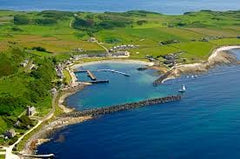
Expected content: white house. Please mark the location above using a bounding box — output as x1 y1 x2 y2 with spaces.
26 106 36 116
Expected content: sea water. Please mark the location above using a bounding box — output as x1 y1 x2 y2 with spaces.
66 63 176 110
1 0 240 15
38 50 240 159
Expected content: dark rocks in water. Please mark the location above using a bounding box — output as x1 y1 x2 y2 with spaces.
55 134 65 143
137 67 148 71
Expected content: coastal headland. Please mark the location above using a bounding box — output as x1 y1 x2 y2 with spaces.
154 46 240 85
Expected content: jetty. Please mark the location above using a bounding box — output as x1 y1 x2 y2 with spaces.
74 70 97 80
96 69 130 77
74 69 130 79
20 153 55 158
63 95 182 117
88 80 109 84
153 70 172 86
74 70 87 73
86 70 96 80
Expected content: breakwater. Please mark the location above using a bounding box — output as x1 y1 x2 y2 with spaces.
86 70 96 80
20 153 55 159
88 80 109 84
153 70 172 86
75 69 130 77
96 69 130 77
63 95 182 117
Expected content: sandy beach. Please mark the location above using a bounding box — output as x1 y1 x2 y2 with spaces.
71 59 154 69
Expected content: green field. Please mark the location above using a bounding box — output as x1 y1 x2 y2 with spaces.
63 70 72 85
0 10 240 61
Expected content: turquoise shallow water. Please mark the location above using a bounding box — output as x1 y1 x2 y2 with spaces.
38 50 240 159
1 0 240 14
66 63 176 110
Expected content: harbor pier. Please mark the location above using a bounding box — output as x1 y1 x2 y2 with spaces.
86 70 96 80
63 95 182 117
20 153 55 159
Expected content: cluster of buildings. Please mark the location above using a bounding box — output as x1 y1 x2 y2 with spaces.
109 44 137 52
72 48 85 53
56 63 64 79
159 39 179 45
162 53 180 67
107 44 137 58
111 51 130 57
20 59 37 70
71 52 130 59
72 53 108 60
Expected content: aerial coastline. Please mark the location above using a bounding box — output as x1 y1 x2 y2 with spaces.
1 8 240 159
20 45 240 156
20 59 155 155
57 45 240 116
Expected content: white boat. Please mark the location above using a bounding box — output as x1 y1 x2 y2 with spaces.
178 84 186 93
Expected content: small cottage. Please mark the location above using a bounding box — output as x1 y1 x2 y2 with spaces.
88 37 97 42
50 88 57 95
26 106 36 116
20 59 29 67
5 129 16 138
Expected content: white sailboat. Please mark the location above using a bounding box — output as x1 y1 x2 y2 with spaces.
178 84 186 93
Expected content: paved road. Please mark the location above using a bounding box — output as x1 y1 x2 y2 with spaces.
4 93 58 159
5 120 42 159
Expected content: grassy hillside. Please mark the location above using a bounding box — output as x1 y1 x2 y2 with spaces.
0 47 56 145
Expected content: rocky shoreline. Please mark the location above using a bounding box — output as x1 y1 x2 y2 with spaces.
21 115 92 154
20 59 154 155
21 48 240 155
154 46 240 85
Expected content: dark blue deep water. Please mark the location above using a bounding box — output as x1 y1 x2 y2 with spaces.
38 50 240 159
1 0 240 14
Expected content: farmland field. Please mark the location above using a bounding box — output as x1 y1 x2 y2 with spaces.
0 10 240 61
